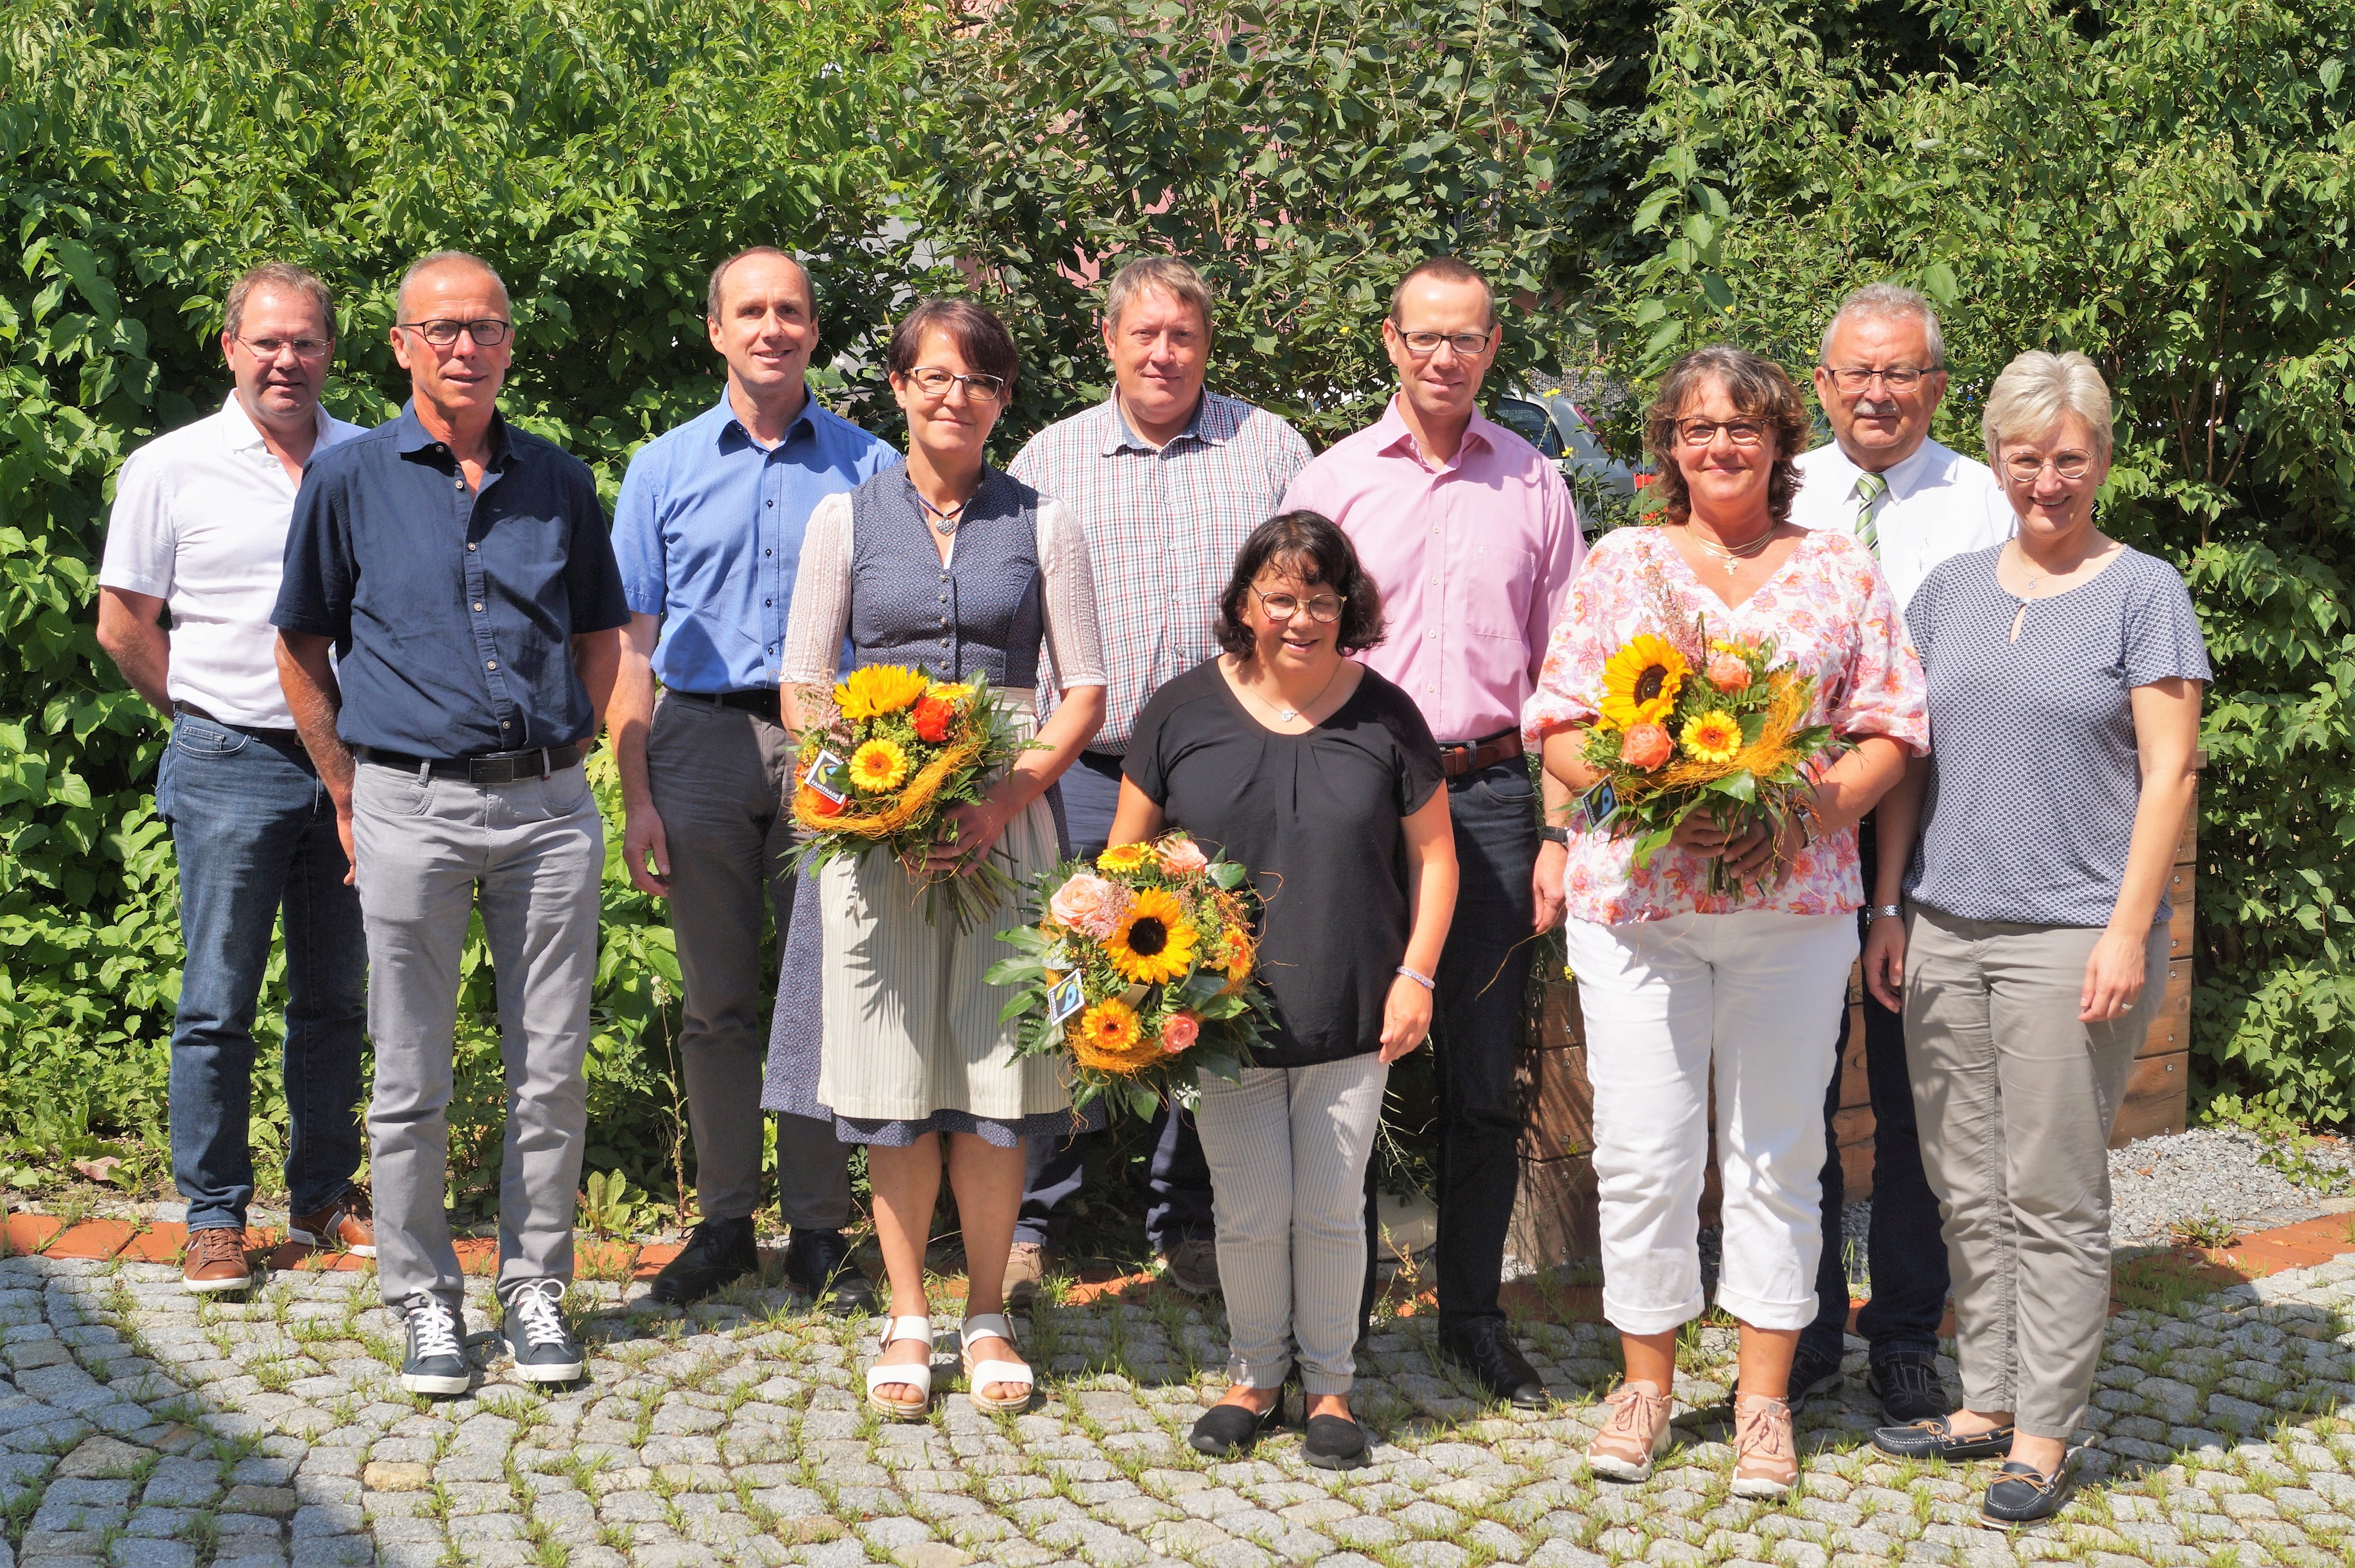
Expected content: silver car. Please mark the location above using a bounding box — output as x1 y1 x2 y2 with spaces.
1492 389 1640 499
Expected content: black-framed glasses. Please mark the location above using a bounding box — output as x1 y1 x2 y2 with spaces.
903 366 1008 403
1675 417 1769 448
1823 364 1941 392
235 335 333 361
1252 586 1345 623
397 318 513 348
1397 328 1495 358
2001 451 2095 483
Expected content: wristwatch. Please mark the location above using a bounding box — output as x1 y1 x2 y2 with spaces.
1539 826 1570 845
1867 903 1903 923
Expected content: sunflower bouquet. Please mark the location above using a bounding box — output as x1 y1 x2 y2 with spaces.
986 832 1271 1118
789 664 1034 929
1579 615 1836 892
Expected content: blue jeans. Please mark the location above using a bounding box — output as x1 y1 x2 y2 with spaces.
159 716 367 1232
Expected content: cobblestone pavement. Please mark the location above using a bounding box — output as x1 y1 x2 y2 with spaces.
6 1249 2355 1568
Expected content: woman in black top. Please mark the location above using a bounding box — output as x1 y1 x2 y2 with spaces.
1111 512 1457 1470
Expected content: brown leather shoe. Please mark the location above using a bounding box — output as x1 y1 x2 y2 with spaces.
290 1184 377 1257
183 1226 254 1294
1004 1241 1056 1309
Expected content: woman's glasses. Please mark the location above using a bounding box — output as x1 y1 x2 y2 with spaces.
2002 451 2094 482
1675 417 1769 448
904 366 1008 403
1252 587 1345 623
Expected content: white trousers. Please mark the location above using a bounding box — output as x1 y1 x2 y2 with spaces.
1564 910 1857 1335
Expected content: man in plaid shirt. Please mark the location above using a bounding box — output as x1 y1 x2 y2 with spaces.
1006 255 1311 1301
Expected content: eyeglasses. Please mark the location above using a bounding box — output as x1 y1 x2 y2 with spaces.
1823 365 1941 393
904 366 1008 403
2002 451 2095 482
397 318 514 348
235 335 333 361
1675 418 1769 448
1395 328 1495 358
1252 587 1345 623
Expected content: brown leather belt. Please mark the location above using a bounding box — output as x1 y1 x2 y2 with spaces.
1437 727 1524 778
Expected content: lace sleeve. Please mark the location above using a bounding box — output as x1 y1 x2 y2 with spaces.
1036 497 1107 693
778 491 854 687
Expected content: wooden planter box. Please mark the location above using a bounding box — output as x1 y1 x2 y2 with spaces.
1508 799 2196 1270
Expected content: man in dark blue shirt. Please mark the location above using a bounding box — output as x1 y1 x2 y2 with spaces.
609 247 896 1312
275 249 628 1397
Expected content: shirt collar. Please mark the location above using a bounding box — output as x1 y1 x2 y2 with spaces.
393 399 513 466
1099 390 1217 455
1371 392 1495 469
1833 435 1942 499
217 389 336 453
714 385 819 452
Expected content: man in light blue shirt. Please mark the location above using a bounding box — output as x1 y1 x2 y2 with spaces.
609 247 897 1310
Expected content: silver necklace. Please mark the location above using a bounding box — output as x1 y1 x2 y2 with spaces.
1687 524 1777 576
1242 661 1340 723
918 494 968 537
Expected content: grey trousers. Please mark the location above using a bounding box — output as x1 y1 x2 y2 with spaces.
1195 1055 1390 1396
647 695 852 1228
1903 907 2168 1439
352 760 603 1313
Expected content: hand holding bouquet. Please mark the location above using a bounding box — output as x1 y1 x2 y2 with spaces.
987 831 1270 1118
791 664 1034 929
1579 616 1834 892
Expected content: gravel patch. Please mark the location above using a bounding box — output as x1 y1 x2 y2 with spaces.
2109 1124 2355 1244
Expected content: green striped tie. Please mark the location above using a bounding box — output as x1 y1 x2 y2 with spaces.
1852 470 1889 558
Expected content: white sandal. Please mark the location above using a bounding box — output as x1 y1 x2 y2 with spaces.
864 1316 935 1419
961 1313 1035 1413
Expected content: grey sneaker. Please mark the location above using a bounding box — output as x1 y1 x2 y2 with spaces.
1164 1235 1221 1296
1005 1241 1056 1309
500 1279 585 1383
399 1295 470 1397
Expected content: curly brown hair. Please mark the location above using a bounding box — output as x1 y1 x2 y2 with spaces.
1642 346 1811 528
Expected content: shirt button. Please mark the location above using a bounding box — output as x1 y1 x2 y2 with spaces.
486 660 498 670
472 602 484 612
938 594 948 604
764 549 772 557
467 542 477 551
501 719 511 728
454 479 464 490
766 500 774 508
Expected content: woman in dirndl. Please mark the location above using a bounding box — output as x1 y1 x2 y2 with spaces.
764 298 1106 1417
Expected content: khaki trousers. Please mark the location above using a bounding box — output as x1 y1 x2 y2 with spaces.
1903 907 2168 1439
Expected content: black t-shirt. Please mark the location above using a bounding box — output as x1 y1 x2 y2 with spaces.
1125 659 1445 1068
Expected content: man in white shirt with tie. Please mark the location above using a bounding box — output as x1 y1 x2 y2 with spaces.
1785 283 2011 1424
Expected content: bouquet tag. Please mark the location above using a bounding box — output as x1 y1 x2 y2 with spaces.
1045 973 1086 1026
1581 777 1618 830
804 749 847 804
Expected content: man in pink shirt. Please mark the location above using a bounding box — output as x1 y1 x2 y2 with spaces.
1282 256 1586 1406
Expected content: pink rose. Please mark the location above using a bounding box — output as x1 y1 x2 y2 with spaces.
1157 837 1210 876
1049 872 1131 940
1621 723 1673 770
1159 1011 1201 1053
1706 653 1752 692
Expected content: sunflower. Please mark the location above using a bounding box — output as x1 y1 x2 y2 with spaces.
1598 634 1689 731
1096 842 1152 873
1679 710 1743 764
1103 888 1199 984
848 738 910 793
1069 996 1161 1074
834 664 930 721
925 680 975 706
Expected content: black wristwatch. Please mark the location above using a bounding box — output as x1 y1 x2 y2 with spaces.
1539 826 1570 845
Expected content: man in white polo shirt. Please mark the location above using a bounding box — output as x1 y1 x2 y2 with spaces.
1785 282 2012 1422
96 263 374 1294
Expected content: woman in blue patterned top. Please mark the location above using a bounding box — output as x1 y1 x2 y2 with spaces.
1861 351 2207 1525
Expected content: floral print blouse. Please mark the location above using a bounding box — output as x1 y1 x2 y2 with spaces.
1521 526 1930 925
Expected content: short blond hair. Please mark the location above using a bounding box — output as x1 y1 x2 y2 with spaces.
1103 255 1214 335
1981 350 2114 459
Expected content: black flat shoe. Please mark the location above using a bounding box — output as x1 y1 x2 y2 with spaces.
1438 1320 1551 1410
1303 1413 1371 1470
1733 1341 1842 1409
1872 1414 2016 1461
1189 1396 1284 1457
781 1227 877 1316
1978 1460 2069 1527
649 1217 758 1306
1869 1352 1953 1424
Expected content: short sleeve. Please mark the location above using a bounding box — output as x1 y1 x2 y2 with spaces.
98 446 176 599
1821 533 1930 756
1375 679 1444 817
1520 534 1632 741
562 466 631 635
2121 555 2212 688
1121 673 1187 806
611 443 666 618
273 462 353 638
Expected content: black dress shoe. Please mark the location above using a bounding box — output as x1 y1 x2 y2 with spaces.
781 1227 877 1316
649 1217 758 1307
1302 1413 1371 1470
1869 1352 1953 1424
1872 1413 2016 1461
1188 1396 1284 1457
1979 1460 2069 1527
1438 1320 1551 1410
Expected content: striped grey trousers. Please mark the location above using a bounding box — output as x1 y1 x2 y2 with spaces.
1196 1054 1390 1396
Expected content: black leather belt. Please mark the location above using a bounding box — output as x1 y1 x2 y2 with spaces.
357 743 584 783
172 700 298 741
672 688 781 716
1437 727 1525 779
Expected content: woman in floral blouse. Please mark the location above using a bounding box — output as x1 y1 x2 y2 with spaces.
1522 346 1928 1496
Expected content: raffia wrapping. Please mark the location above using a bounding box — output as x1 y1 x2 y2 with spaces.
792 730 985 838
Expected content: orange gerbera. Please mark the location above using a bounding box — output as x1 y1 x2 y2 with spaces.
1069 997 1162 1074
1679 710 1743 765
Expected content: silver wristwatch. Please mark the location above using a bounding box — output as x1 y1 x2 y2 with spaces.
1867 903 1903 923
